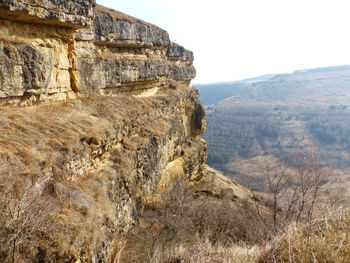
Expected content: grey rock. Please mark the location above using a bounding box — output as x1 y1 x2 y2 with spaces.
167 43 194 62
0 1 196 102
76 58 196 93
0 42 52 98
170 64 196 81
54 183 90 213
0 0 95 27
92 10 170 47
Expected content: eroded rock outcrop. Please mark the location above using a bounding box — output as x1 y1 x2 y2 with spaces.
0 0 95 27
0 1 259 262
0 2 195 105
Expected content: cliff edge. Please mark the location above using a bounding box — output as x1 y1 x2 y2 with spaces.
0 1 260 262
0 1 195 105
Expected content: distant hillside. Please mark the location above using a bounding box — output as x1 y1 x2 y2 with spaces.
203 65 350 192
195 74 275 106
217 65 350 107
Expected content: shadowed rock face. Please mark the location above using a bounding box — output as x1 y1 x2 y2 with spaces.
0 43 52 98
193 103 206 135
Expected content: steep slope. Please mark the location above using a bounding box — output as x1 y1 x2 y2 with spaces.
0 1 262 262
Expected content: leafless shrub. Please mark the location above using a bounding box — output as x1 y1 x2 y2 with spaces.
256 153 333 235
0 175 58 263
163 178 194 219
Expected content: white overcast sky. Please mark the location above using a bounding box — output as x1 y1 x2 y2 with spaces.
97 0 350 84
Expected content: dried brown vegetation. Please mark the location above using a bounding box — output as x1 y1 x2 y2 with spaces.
107 175 350 263
0 86 203 262
0 89 349 262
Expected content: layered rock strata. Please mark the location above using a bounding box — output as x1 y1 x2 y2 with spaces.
0 2 195 104
0 1 256 262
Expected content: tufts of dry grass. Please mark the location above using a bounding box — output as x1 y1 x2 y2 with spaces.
0 88 187 179
144 209 350 263
150 237 264 263
0 86 200 262
259 210 350 263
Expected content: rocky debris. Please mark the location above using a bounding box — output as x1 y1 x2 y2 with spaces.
194 165 252 201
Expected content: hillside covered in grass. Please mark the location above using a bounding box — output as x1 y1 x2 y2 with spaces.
203 66 350 195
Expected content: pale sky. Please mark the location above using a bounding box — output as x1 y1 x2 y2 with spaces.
97 0 350 84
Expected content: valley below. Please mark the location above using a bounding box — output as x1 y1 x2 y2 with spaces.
201 66 350 200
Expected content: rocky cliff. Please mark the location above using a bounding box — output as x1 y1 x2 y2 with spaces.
0 1 258 262
0 1 195 105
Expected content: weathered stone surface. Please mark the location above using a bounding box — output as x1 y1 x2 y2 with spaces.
91 7 170 47
0 3 195 103
76 59 168 94
73 6 193 94
0 0 95 27
0 18 74 104
0 2 263 263
76 57 196 94
0 42 51 98
167 43 194 63
193 165 252 201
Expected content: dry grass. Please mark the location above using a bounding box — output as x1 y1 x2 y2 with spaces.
1 88 349 262
116 176 350 263
150 237 264 263
259 210 350 263
0 86 199 262
0 88 187 179
113 176 273 263
142 209 350 263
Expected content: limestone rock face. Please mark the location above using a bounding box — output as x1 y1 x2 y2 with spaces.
0 2 196 105
0 42 52 97
167 43 194 62
0 85 209 262
92 7 170 47
193 102 207 135
0 1 255 263
0 0 95 27
74 6 195 96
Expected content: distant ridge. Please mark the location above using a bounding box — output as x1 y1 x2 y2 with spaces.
196 65 350 106
293 65 350 74
195 74 276 106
